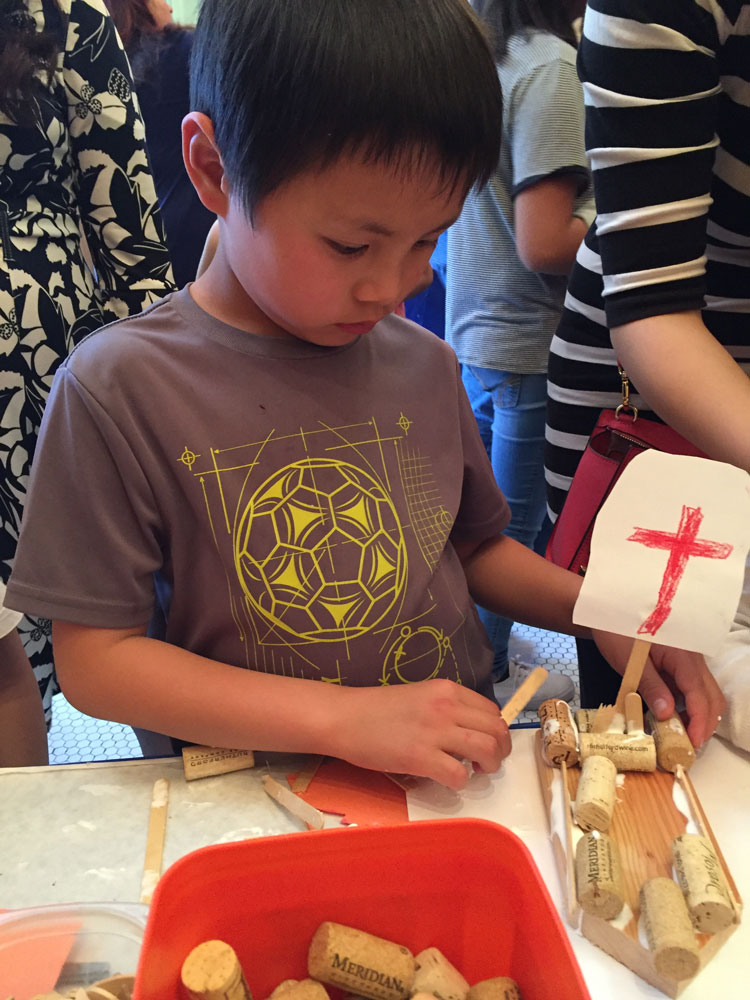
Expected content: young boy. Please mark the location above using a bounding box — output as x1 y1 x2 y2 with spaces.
7 0 723 788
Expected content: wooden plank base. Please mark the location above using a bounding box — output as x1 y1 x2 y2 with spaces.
534 731 742 996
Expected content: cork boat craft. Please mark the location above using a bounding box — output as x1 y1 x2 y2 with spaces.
534 727 742 997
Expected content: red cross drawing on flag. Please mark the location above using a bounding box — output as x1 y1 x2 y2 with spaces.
628 505 733 635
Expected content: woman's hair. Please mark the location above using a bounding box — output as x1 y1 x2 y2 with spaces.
471 0 577 60
103 0 184 87
103 0 159 46
191 0 503 222
0 0 60 124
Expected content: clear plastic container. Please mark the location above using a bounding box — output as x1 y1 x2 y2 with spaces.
0 901 147 998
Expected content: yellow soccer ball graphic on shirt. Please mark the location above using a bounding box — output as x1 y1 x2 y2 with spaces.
235 459 407 641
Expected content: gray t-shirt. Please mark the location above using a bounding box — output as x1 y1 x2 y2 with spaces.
8 289 509 697
446 30 595 374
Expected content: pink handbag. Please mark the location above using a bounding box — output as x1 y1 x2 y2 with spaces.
546 369 706 575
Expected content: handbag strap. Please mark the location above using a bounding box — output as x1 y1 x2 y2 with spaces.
615 364 639 421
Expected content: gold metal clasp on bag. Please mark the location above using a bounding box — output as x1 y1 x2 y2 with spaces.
615 364 639 420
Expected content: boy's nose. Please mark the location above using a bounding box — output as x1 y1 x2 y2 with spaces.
352 270 405 312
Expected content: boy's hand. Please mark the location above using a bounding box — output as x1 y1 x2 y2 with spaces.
332 679 510 790
591 630 726 748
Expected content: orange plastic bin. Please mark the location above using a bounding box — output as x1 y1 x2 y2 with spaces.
134 818 590 999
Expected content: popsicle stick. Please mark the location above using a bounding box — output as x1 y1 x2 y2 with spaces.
560 761 581 926
262 773 325 830
140 777 169 904
500 666 548 724
592 638 651 732
290 754 325 793
625 690 644 733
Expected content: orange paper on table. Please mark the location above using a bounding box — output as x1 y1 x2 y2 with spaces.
0 916 80 999
287 758 408 826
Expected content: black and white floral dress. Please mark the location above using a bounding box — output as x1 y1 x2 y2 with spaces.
0 0 175 716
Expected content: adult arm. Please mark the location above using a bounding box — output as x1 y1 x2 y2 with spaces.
579 1 750 466
64 0 175 316
509 44 593 275
611 312 750 471
53 621 509 790
0 629 49 767
515 175 590 275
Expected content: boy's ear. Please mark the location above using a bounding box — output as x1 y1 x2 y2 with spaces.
182 112 231 216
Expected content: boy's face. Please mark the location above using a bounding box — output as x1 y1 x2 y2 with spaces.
211 155 465 346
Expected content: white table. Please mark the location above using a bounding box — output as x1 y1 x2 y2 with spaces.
1 729 747 998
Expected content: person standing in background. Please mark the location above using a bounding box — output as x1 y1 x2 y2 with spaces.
0 0 174 762
104 0 215 286
446 0 594 709
546 0 750 712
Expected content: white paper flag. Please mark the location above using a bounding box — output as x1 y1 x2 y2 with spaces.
572 451 750 654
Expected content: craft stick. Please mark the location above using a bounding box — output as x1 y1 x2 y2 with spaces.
674 765 742 913
500 666 548 724
140 778 169 904
290 755 325 793
592 638 651 732
262 774 325 830
560 761 580 926
382 771 422 791
615 638 651 713
625 691 644 733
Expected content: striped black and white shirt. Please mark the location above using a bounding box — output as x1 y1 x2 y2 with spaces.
546 0 750 520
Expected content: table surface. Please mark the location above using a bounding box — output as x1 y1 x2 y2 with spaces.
1 728 747 999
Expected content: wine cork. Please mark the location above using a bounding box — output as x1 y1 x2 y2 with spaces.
579 732 656 771
639 878 700 981
574 708 597 734
672 833 735 933
538 698 579 767
268 982 329 1000
413 947 469 1000
465 978 522 1000
89 975 134 1000
307 922 414 1000
181 745 255 780
268 982 299 1000
181 940 253 1000
574 755 617 832
575 832 625 920
646 712 696 773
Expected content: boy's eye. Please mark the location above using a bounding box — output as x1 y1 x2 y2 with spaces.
326 239 367 257
415 238 439 251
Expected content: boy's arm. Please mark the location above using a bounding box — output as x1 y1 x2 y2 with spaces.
53 621 510 790
458 534 726 747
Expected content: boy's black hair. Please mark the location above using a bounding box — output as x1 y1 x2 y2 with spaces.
190 0 502 221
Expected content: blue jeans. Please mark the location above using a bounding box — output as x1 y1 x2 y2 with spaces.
462 365 551 678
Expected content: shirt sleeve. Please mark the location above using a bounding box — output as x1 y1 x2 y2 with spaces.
580 0 721 327
63 0 176 320
450 361 511 544
508 54 591 198
6 363 162 627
